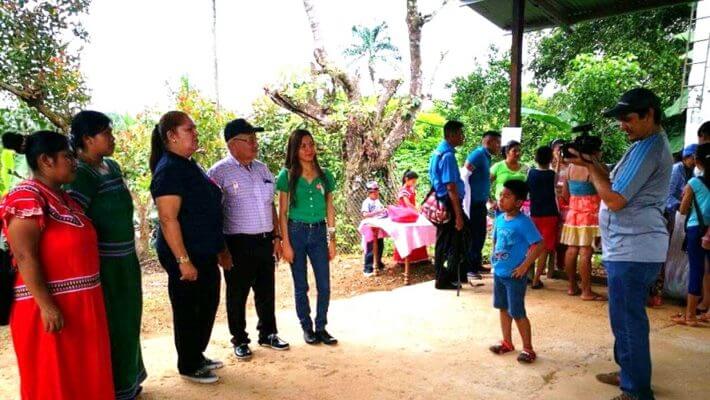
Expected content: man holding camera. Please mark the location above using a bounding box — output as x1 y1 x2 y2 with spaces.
565 88 671 400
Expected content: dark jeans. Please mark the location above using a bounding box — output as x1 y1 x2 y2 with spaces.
605 261 662 400
364 238 385 273
159 252 220 375
466 201 488 273
434 197 467 285
224 233 277 346
686 226 708 296
288 220 330 332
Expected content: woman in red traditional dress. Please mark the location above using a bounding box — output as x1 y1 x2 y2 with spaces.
0 131 114 400
393 169 430 264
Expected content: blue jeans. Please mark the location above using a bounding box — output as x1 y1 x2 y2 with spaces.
288 220 330 332
364 238 384 273
605 261 662 400
685 226 708 296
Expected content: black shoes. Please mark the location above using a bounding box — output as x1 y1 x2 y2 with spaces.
315 330 338 345
180 367 219 384
304 329 319 345
258 334 290 351
304 329 338 345
233 343 252 360
467 272 483 280
202 357 224 370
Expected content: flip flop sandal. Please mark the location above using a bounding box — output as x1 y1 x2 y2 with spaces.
567 287 582 296
489 340 515 355
531 281 544 289
581 294 607 301
517 349 537 363
670 314 699 326
595 371 620 386
698 313 710 322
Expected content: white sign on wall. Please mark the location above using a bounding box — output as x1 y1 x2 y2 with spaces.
501 127 522 144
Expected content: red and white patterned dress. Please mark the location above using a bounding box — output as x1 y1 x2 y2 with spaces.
1 179 114 400
393 184 430 264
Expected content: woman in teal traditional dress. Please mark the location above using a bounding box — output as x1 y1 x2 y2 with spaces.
66 111 146 400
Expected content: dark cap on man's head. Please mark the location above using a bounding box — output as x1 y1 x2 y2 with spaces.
602 88 661 119
224 119 264 142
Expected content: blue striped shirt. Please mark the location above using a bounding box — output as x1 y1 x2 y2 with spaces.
600 132 672 262
207 156 275 235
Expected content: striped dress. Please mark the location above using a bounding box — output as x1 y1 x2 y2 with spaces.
67 159 146 400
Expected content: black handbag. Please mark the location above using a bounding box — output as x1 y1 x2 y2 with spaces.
0 247 15 325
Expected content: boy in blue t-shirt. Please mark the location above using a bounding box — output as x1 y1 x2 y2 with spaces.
490 180 543 363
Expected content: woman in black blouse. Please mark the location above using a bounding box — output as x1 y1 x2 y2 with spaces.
149 111 230 384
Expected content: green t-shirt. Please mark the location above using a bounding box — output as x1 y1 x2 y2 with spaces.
490 160 528 200
275 168 335 223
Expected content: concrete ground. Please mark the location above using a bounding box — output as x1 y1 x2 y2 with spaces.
1 276 708 399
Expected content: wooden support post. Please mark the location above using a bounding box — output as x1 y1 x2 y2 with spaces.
509 0 525 127
372 227 379 276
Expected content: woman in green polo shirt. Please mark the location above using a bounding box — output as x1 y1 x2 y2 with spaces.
277 129 338 346
491 140 528 202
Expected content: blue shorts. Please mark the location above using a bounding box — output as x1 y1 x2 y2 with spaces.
493 275 527 319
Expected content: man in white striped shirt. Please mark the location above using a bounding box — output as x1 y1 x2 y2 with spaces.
207 119 289 361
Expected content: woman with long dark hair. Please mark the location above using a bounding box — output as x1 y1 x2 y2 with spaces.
0 131 114 399
149 111 226 383
276 129 337 345
66 110 146 399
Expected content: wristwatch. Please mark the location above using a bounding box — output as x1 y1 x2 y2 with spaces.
176 255 190 264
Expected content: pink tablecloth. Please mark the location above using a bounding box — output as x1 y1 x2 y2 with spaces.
357 215 437 258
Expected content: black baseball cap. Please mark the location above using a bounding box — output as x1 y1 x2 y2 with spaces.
602 88 661 119
224 119 264 142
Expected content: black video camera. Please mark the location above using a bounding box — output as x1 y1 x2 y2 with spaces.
561 124 602 160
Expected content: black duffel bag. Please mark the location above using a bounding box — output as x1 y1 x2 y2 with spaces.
0 248 14 325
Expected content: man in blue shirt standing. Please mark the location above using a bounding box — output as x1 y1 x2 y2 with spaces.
464 131 501 279
566 88 671 400
428 120 466 289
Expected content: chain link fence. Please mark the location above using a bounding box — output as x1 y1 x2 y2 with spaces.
333 172 402 255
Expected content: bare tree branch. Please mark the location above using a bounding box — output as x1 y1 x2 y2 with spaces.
375 78 402 124
425 50 449 98
264 86 338 131
381 112 415 162
302 0 361 101
422 0 451 23
0 81 70 132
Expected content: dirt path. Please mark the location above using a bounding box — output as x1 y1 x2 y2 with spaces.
2 259 709 399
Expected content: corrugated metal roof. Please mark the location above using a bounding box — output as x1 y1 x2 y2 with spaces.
461 0 694 31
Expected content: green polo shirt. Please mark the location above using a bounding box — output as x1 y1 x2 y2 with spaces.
276 168 335 223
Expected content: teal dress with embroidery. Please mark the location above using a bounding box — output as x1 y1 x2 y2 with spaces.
66 159 146 400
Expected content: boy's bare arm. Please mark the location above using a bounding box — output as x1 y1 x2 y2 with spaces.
511 242 545 278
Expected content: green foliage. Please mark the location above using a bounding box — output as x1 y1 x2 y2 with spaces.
436 48 566 165
0 1 91 130
0 105 51 193
393 111 445 190
529 4 690 105
551 54 646 162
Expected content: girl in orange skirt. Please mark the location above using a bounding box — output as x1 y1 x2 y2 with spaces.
560 164 604 301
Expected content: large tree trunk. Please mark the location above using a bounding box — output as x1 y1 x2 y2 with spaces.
210 0 220 109
269 0 443 224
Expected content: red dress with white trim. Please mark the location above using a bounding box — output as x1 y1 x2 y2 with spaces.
1 180 114 400
393 184 430 264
